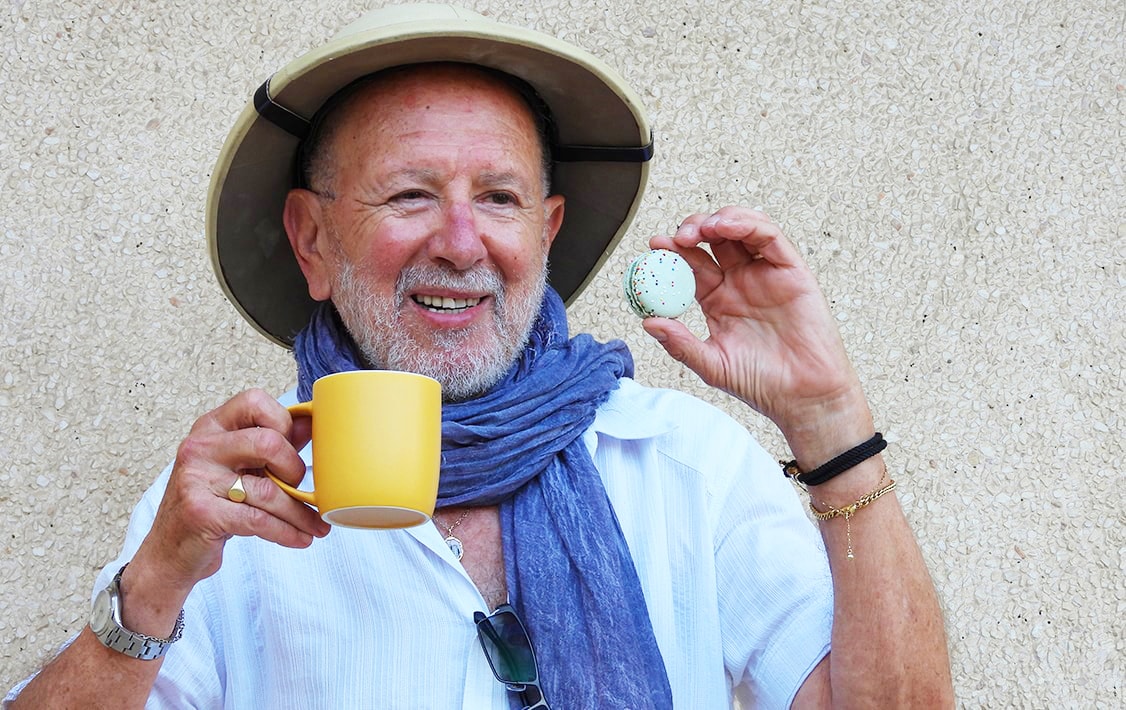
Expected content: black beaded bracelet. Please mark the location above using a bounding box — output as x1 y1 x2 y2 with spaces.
781 433 887 486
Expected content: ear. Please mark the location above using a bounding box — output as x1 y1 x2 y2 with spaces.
283 189 334 301
542 194 565 248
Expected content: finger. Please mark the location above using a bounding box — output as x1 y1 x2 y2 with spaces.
696 213 802 269
641 317 724 385
186 426 308 488
177 420 326 538
709 236 762 271
289 414 313 453
673 206 771 240
191 389 295 437
228 429 328 539
671 213 711 244
670 211 778 273
224 471 330 543
715 204 772 222
666 208 765 249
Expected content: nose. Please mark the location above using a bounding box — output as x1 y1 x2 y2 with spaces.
426 199 487 271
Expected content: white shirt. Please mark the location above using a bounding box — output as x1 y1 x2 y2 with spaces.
7 379 832 709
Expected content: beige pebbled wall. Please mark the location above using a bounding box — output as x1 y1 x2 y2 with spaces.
2 0 1122 706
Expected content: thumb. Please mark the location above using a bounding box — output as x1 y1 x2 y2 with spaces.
642 318 717 377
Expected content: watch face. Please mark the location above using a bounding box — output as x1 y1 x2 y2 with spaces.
90 588 112 635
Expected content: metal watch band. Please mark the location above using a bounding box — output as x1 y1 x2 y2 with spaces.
91 564 185 661
99 619 184 661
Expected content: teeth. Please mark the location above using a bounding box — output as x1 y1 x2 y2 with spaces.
414 294 482 312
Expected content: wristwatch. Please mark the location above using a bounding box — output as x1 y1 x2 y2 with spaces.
89 564 184 660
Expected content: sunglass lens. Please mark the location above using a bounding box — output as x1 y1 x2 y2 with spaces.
479 611 537 683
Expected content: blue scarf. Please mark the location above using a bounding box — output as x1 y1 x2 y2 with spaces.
294 288 674 708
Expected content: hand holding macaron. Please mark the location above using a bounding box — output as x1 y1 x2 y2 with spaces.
637 207 871 443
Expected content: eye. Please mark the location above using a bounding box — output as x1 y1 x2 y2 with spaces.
391 189 430 203
484 192 518 206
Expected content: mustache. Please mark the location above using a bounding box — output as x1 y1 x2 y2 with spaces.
395 263 506 305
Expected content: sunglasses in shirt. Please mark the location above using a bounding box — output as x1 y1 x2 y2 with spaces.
474 604 550 710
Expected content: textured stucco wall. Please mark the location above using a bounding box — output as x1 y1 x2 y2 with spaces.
2 0 1122 706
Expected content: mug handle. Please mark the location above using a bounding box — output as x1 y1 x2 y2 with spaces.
265 401 317 507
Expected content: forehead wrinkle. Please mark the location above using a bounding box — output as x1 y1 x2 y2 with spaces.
382 166 444 185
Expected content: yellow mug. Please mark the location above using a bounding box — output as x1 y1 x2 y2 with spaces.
267 370 442 529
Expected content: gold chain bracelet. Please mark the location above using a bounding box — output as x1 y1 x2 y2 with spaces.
807 476 897 560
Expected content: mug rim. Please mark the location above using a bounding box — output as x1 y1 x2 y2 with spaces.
315 369 441 385
322 504 432 530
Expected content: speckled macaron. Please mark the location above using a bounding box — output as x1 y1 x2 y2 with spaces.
622 249 695 318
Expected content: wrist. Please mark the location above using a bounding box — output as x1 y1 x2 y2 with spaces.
89 563 185 661
117 553 192 639
777 393 876 471
782 432 886 487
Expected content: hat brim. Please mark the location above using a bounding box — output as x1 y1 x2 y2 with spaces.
207 5 651 348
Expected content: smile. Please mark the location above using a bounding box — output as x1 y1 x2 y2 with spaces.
412 294 483 313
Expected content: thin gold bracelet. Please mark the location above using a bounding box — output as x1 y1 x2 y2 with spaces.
808 477 897 560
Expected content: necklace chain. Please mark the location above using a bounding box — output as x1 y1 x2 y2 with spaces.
435 508 471 561
437 508 471 536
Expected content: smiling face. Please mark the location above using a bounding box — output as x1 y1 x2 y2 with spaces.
284 65 565 401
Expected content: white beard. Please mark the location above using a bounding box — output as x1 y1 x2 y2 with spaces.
330 254 548 402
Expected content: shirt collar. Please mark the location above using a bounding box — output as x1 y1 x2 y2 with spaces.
589 378 679 441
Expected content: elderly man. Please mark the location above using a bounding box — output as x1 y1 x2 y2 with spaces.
8 5 952 708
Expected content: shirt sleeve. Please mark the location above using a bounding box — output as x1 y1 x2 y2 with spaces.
593 381 834 708
121 475 230 709
712 432 834 709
